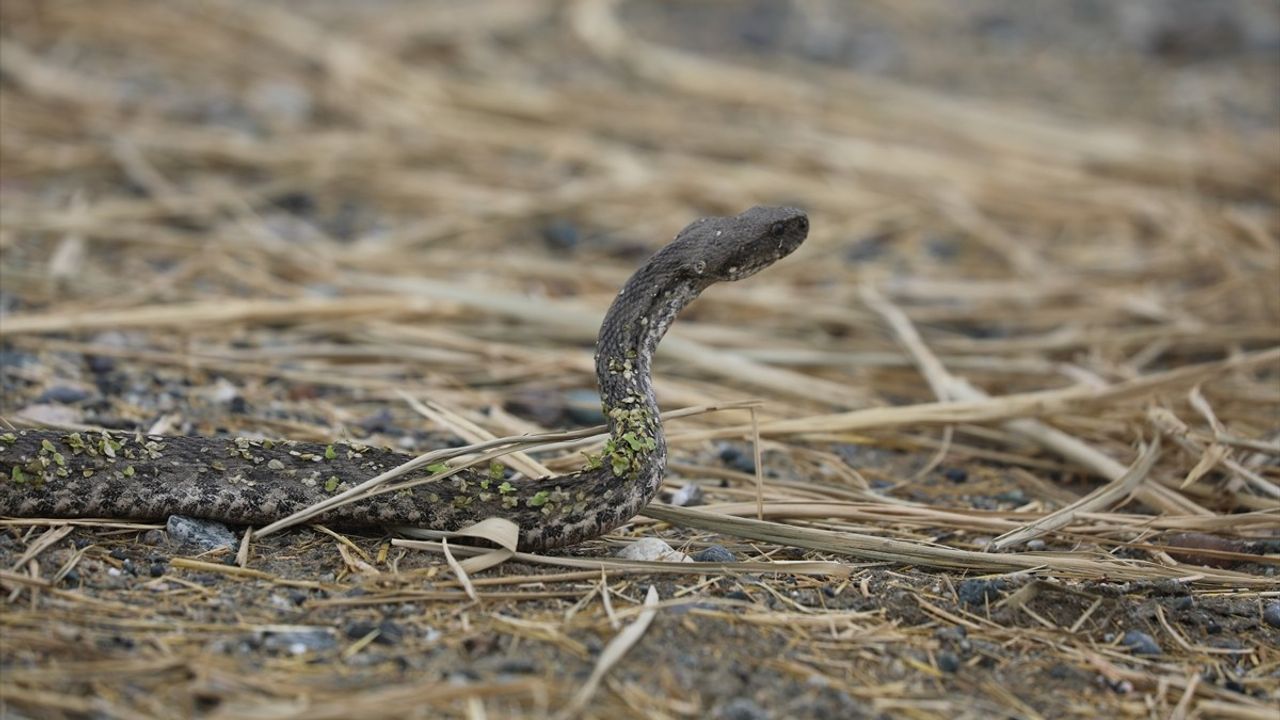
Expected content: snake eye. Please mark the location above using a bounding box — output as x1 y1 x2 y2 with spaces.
692 260 707 274
770 221 787 237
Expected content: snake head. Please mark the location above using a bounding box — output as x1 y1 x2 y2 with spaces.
673 206 809 284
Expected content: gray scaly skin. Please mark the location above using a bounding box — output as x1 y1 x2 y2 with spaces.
0 207 809 550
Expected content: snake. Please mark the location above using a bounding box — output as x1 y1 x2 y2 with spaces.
0 206 809 550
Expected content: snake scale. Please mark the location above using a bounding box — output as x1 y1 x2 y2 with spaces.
0 207 809 550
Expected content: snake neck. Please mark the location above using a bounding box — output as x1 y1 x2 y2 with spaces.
594 263 707 482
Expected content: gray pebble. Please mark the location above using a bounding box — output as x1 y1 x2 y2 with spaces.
937 651 961 673
37 385 94 404
1121 629 1162 655
166 515 238 552
564 389 605 425
957 578 1005 606
1263 601 1280 628
691 545 737 563
262 629 335 655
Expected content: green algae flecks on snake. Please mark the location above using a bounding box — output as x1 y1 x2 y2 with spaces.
0 206 810 550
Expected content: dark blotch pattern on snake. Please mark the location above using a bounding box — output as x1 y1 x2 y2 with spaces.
0 207 810 550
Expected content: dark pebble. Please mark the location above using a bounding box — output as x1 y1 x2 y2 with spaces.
725 590 752 602
1121 629 1162 655
692 545 737 563
957 579 1005 606
937 651 961 673
62 569 80 585
37 385 94 404
1264 602 1280 628
272 190 316 215
87 354 116 374
718 445 756 474
228 397 249 414
541 219 580 253
109 548 127 560
376 620 404 645
718 697 770 720
121 559 136 575
149 563 166 578
942 467 968 483
564 389 605 425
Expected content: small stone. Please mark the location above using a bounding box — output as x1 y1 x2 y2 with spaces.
616 538 692 563
262 629 335 655
1121 629 1162 656
1025 539 1046 551
207 378 239 405
957 578 1005 606
670 484 704 507
166 515 238 552
691 545 737 563
1263 601 1280 628
149 563 166 578
942 467 968 483
717 445 756 474
375 620 404 645
937 651 961 673
564 389 605 425
541 219 581 253
36 385 94 404
718 697 770 720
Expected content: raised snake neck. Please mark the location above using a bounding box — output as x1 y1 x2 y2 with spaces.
0 207 809 550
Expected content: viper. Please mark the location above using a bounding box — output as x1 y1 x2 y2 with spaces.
0 206 810 550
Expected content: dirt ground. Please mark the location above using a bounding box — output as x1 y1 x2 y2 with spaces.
1 1 1278 719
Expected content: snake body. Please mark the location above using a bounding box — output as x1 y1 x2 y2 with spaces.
0 207 809 549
